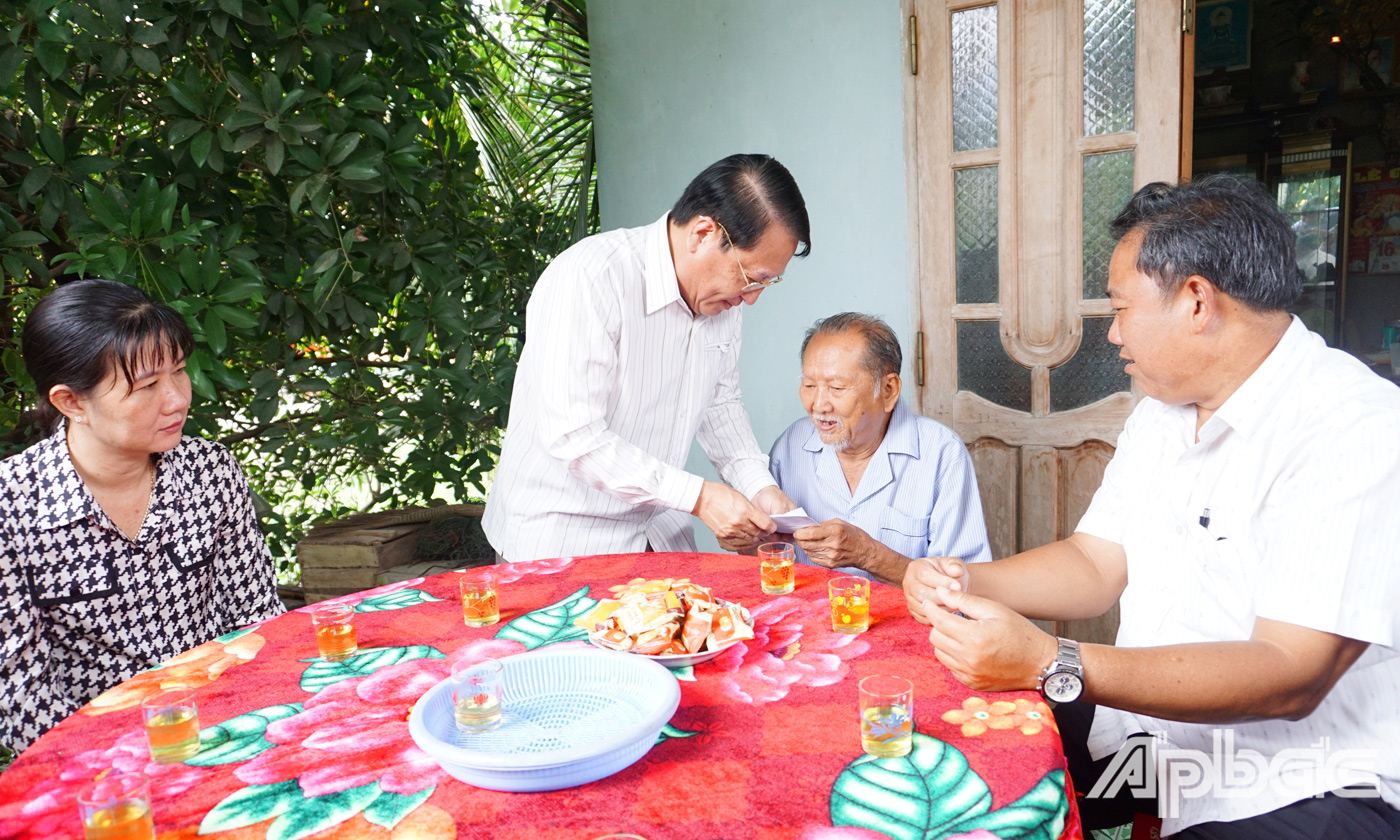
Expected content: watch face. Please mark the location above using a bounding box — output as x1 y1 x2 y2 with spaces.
1044 671 1083 703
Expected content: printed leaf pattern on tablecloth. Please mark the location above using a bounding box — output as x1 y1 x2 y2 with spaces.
353 588 444 612
201 779 406 840
299 645 445 693
265 781 381 840
188 703 304 766
830 733 992 840
941 769 1068 840
495 585 597 649
200 779 303 833
216 625 262 643
362 786 434 831
654 722 699 746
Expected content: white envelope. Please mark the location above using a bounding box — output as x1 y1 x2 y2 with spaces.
770 507 820 533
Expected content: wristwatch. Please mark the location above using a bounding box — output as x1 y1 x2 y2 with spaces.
1037 637 1084 704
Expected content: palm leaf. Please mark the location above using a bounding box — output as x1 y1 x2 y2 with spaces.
457 0 597 247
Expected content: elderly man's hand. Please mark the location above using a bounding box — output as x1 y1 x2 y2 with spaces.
792 519 875 570
693 480 776 545
904 556 972 624
751 485 798 516
924 588 1057 692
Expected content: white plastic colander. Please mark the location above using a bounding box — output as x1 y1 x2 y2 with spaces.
407 646 681 792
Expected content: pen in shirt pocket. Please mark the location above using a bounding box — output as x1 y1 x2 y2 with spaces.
1198 508 1226 541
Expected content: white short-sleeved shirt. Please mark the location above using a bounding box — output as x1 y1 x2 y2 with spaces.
483 215 776 562
768 399 993 578
1076 317 1400 833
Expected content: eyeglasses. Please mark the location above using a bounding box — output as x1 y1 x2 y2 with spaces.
715 220 784 294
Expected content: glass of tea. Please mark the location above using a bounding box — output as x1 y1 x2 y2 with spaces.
452 658 504 732
459 568 501 628
757 542 796 595
828 575 871 634
77 770 154 840
312 603 358 661
859 675 914 758
140 686 200 763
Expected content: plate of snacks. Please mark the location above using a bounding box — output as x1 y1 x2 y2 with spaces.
573 578 755 667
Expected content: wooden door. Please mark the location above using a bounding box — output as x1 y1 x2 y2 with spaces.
910 0 1186 644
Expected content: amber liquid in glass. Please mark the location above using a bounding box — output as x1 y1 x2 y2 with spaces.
315 623 357 661
454 693 502 731
861 703 913 758
83 803 155 840
461 590 500 627
144 706 201 763
760 559 795 594
830 593 870 634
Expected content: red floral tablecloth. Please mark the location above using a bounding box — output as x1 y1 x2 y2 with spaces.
0 553 1083 840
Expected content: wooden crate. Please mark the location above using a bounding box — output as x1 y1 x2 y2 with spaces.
298 524 425 603
295 503 490 603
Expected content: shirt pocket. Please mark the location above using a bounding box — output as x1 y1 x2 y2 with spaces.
1189 527 1258 639
26 554 120 607
877 508 930 558
162 534 215 575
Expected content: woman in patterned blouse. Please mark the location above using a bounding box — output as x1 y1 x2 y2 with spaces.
0 279 285 754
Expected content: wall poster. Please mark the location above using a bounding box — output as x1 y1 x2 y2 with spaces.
1349 162 1400 276
1195 0 1252 76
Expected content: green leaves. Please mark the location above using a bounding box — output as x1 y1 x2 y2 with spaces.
941 770 1068 840
354 588 444 613
298 645 444 693
200 780 302 834
188 703 303 766
363 787 434 831
262 782 382 840
829 734 991 840
828 735 1068 840
3 231 46 247
0 0 584 587
654 722 698 746
200 779 426 840
495 585 598 649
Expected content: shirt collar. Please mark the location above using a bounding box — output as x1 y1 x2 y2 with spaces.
801 398 919 457
801 398 920 507
32 420 96 530
32 421 197 532
1203 316 1312 441
644 213 686 316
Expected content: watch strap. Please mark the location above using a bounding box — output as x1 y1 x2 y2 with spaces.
1037 637 1083 699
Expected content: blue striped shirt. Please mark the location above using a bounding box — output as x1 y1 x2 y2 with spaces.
768 399 993 578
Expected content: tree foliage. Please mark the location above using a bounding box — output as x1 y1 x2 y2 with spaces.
0 0 591 572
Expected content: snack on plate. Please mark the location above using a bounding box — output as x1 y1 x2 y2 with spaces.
574 578 754 655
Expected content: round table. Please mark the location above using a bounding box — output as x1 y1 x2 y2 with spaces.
0 553 1083 840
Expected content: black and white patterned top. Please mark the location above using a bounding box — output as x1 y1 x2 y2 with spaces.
0 423 285 753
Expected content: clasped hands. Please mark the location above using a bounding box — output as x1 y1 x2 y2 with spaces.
697 482 794 549
717 506 876 566
903 556 1057 693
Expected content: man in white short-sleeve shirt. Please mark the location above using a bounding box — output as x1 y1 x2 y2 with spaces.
484 155 807 562
903 175 1400 839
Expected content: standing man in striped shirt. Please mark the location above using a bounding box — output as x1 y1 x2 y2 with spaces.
483 154 809 563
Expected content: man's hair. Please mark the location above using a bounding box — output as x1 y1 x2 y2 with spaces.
1110 174 1301 311
801 312 903 384
671 153 811 257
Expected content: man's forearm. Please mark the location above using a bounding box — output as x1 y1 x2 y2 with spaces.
861 542 912 587
965 534 1125 621
1081 632 1370 724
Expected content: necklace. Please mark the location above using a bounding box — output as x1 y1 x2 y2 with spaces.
133 458 157 539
